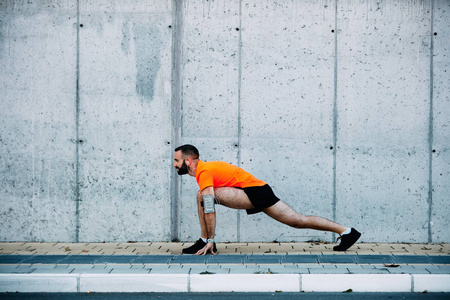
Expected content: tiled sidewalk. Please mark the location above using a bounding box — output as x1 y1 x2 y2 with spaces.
0 242 449 293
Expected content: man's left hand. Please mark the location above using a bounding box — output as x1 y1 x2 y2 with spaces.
195 242 216 255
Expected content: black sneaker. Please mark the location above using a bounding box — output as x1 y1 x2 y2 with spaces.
333 228 361 251
182 239 217 254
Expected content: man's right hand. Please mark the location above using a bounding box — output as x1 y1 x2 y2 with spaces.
195 242 216 256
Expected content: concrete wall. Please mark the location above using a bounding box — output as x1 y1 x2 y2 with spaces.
1 0 449 243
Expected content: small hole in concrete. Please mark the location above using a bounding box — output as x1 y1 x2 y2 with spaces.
434 32 437 36
331 29 335 33
80 24 83 27
236 28 240 31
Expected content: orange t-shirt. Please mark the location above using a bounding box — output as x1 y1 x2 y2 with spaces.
195 160 266 191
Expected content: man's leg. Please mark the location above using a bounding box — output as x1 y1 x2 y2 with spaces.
213 187 255 209
263 200 347 234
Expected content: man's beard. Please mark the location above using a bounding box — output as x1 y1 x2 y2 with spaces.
177 160 189 175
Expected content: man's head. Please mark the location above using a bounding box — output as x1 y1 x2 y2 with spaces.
173 144 199 175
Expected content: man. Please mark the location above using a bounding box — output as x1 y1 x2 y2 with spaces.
173 144 361 255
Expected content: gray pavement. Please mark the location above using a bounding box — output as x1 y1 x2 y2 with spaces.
0 242 449 293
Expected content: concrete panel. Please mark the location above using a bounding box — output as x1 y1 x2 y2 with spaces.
239 1 335 242
77 1 173 242
79 274 188 293
181 0 240 139
178 0 240 242
302 274 411 292
0 2 78 241
190 274 300 292
0 274 78 293
431 0 450 243
336 0 432 242
413 274 450 293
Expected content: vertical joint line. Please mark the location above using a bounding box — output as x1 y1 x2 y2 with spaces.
427 0 435 244
332 0 339 241
75 0 81 243
236 0 243 243
171 0 183 241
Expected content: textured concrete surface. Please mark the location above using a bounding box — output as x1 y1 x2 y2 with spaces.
1 0 449 243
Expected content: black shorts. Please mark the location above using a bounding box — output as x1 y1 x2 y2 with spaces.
242 184 280 215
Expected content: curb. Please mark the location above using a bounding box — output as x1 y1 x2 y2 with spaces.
1 273 449 293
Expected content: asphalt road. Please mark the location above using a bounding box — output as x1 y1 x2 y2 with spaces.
1 293 449 300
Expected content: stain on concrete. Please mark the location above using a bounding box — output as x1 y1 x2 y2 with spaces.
0 20 4 59
121 21 130 54
133 23 162 102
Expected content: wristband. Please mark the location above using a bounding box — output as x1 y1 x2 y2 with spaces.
207 239 215 243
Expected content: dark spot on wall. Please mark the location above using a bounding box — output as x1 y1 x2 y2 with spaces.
133 23 162 102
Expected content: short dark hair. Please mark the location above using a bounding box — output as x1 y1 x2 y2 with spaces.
174 144 199 159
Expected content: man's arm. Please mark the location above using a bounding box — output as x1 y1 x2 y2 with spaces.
196 186 216 255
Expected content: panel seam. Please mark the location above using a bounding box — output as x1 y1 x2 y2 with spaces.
236 0 243 243
332 0 339 242
427 0 435 244
170 0 183 241
75 0 81 243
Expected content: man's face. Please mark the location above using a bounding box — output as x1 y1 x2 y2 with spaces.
173 150 189 175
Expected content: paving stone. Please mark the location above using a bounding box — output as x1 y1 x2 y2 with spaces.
132 255 174 264
309 268 350 274
245 255 282 264
60 255 102 264
21 255 68 264
32 265 74 274
360 264 377 269
227 266 261 274
0 255 28 264
428 256 450 264
297 266 311 273
110 267 151 274
299 264 323 269
392 255 431 264
70 265 113 274
95 255 136 264
347 268 390 274
189 265 229 274
0 265 36 274
208 255 245 264
318 255 356 264
427 267 450 274
343 264 363 269
282 255 318 264
356 255 393 264
0 265 23 273
149 268 188 274
171 255 209 264
284 264 300 268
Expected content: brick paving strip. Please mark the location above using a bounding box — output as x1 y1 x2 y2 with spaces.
1 242 449 255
